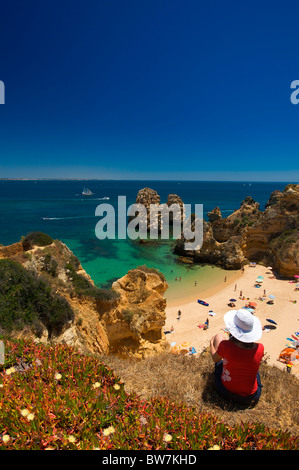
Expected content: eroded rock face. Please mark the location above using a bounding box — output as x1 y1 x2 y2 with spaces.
135 187 161 207
207 207 222 223
166 194 185 225
0 238 170 359
131 188 185 234
241 184 299 276
211 197 261 243
174 220 246 270
55 266 170 359
108 268 169 358
0 242 23 259
265 190 283 208
131 187 161 233
174 184 299 277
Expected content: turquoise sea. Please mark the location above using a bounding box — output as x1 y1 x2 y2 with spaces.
0 180 288 303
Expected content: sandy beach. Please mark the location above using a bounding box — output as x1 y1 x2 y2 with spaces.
164 265 299 377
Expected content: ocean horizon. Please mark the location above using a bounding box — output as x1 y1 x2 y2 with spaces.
0 180 289 301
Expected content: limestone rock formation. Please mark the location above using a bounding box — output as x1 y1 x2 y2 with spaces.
174 184 299 277
0 236 169 358
131 187 185 235
207 207 222 223
130 187 161 233
241 184 299 276
174 219 246 270
135 187 161 207
211 196 261 243
107 267 169 357
0 241 23 259
265 190 283 208
166 193 185 225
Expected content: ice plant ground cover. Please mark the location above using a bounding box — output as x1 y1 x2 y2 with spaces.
0 338 298 450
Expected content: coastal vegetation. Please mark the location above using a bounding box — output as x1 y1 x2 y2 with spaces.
135 264 166 282
0 259 73 337
103 349 299 440
0 338 298 450
22 232 54 250
65 261 119 302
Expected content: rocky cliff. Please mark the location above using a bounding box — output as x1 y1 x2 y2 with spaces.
131 187 185 235
131 185 299 276
106 266 169 357
242 184 299 277
0 234 169 358
174 184 299 278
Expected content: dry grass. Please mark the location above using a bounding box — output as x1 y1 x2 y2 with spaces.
102 350 299 437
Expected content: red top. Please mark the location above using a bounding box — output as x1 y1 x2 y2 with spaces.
216 340 264 396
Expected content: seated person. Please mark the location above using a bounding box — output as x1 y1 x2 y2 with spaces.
210 309 264 405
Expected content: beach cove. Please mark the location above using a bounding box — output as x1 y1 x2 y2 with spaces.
164 265 299 377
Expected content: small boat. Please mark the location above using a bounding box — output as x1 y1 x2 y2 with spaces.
82 187 93 196
197 299 209 306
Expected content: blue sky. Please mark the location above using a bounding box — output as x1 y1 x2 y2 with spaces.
0 0 299 181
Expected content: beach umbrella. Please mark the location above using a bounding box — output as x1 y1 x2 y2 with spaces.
181 341 191 349
268 295 276 299
257 276 264 279
229 298 237 302
247 308 255 313
249 302 257 306
171 345 181 354
294 275 299 278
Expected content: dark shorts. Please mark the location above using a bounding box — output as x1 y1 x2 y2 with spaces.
214 361 262 405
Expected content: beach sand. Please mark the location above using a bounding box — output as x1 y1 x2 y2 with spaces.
164 265 299 377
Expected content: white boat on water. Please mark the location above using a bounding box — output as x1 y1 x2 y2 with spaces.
82 187 93 196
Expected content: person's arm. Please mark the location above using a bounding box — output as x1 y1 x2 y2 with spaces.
210 335 223 363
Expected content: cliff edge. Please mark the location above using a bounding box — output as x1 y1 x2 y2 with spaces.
0 233 169 359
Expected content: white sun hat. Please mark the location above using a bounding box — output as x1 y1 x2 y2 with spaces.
223 309 262 343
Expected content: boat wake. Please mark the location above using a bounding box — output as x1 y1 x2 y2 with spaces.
42 215 95 221
75 196 110 201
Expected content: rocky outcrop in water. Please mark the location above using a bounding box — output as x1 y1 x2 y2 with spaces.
174 219 246 270
174 184 299 278
130 187 161 233
131 187 185 234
